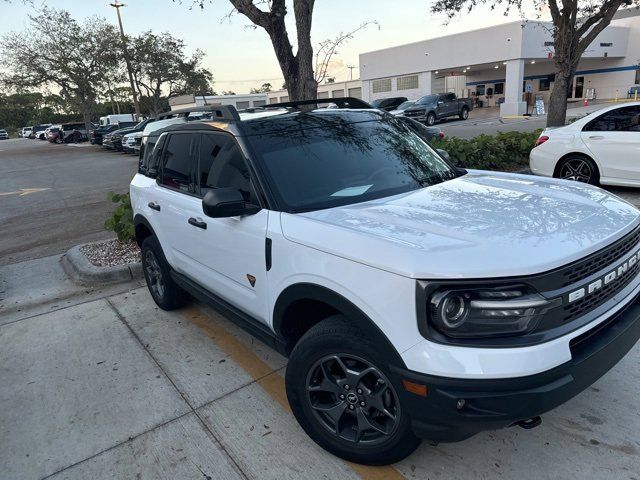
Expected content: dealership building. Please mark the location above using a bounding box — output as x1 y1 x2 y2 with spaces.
359 9 640 116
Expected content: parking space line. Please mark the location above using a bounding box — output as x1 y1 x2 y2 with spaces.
183 305 407 480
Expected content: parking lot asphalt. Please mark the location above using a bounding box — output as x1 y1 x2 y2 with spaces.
1 280 639 480
0 139 137 266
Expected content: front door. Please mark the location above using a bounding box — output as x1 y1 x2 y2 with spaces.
184 132 269 322
581 105 640 182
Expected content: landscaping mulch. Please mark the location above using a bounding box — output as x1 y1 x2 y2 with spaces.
80 239 140 267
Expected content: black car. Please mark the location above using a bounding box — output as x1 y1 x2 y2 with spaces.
370 96 408 112
403 92 473 125
103 118 156 151
90 122 137 145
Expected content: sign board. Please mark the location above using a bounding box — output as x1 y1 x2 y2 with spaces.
534 94 545 115
585 88 596 100
525 83 533 93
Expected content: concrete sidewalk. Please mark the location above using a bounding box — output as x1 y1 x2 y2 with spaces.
1 256 639 479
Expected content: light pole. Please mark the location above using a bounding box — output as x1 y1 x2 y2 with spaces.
347 65 356 80
110 1 141 118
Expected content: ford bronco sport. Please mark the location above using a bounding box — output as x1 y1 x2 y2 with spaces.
131 98 640 465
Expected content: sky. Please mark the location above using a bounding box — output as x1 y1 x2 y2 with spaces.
0 0 538 94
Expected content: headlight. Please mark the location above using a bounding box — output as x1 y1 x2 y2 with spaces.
428 284 558 338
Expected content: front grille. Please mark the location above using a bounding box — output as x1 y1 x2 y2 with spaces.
404 110 424 118
563 260 640 322
561 226 640 287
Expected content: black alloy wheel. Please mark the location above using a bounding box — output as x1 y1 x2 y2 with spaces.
557 156 598 185
306 353 400 446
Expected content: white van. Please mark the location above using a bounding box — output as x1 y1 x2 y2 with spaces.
99 114 137 127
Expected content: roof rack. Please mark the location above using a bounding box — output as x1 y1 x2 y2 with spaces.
260 97 372 110
155 104 240 121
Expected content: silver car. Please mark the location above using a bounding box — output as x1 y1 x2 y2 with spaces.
0 129 9 140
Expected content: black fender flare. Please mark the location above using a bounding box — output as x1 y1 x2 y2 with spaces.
273 283 407 369
133 214 156 247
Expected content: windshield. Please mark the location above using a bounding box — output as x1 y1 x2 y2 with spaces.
416 95 437 105
248 115 459 212
396 101 414 111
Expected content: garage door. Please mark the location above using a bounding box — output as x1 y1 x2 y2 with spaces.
348 87 362 99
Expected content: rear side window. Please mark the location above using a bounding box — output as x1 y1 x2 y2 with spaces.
160 133 197 193
584 106 640 132
197 133 256 202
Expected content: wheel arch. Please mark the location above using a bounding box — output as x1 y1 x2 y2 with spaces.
133 213 155 248
273 283 407 368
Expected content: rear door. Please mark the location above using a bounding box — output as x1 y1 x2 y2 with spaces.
581 106 640 181
154 131 201 273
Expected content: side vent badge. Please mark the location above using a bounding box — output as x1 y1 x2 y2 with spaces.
246 274 256 287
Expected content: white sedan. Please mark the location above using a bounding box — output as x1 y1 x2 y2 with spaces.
530 102 640 186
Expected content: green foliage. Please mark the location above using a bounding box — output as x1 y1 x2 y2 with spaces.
104 192 135 243
432 130 542 171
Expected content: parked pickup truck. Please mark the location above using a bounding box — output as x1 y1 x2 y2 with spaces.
402 92 473 125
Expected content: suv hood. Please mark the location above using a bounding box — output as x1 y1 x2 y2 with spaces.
280 171 640 279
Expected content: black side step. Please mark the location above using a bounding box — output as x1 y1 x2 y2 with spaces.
171 271 288 355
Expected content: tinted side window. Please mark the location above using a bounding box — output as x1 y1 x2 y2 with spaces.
197 134 256 202
585 107 640 132
446 93 456 102
160 134 196 192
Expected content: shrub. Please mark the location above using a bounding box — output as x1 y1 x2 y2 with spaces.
104 191 135 242
433 129 542 171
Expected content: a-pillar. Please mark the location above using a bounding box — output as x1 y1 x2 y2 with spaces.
500 59 527 117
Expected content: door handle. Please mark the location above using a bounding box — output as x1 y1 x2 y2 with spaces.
148 202 161 211
188 217 207 229
589 135 605 140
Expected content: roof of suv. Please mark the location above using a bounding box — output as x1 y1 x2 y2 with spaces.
155 97 380 137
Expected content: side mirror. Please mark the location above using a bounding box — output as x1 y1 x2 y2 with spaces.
202 188 260 218
436 148 451 162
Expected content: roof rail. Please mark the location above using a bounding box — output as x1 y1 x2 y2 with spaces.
155 104 240 121
262 97 372 110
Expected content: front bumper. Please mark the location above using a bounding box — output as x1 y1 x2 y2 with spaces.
392 294 640 442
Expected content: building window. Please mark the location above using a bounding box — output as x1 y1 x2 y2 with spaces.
317 91 329 99
236 101 250 109
280 96 289 103
253 100 266 107
636 68 640 85
494 83 504 95
476 84 486 96
348 87 362 99
269 97 278 104
332 89 344 98
372 78 392 93
397 75 419 90
539 78 550 91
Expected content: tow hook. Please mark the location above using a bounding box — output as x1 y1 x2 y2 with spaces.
516 416 542 430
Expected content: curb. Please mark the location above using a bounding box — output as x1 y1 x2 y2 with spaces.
61 243 143 286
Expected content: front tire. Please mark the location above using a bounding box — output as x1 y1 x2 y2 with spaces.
425 112 436 126
286 316 420 465
459 107 469 120
141 236 189 310
555 155 599 185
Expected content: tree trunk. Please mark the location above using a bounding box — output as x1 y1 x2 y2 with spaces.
547 68 571 127
82 105 92 143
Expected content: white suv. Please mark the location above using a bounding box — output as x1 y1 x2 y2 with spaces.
130 99 640 465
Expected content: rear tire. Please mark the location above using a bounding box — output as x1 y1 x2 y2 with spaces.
459 107 469 120
141 236 189 310
555 155 599 185
286 315 420 465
